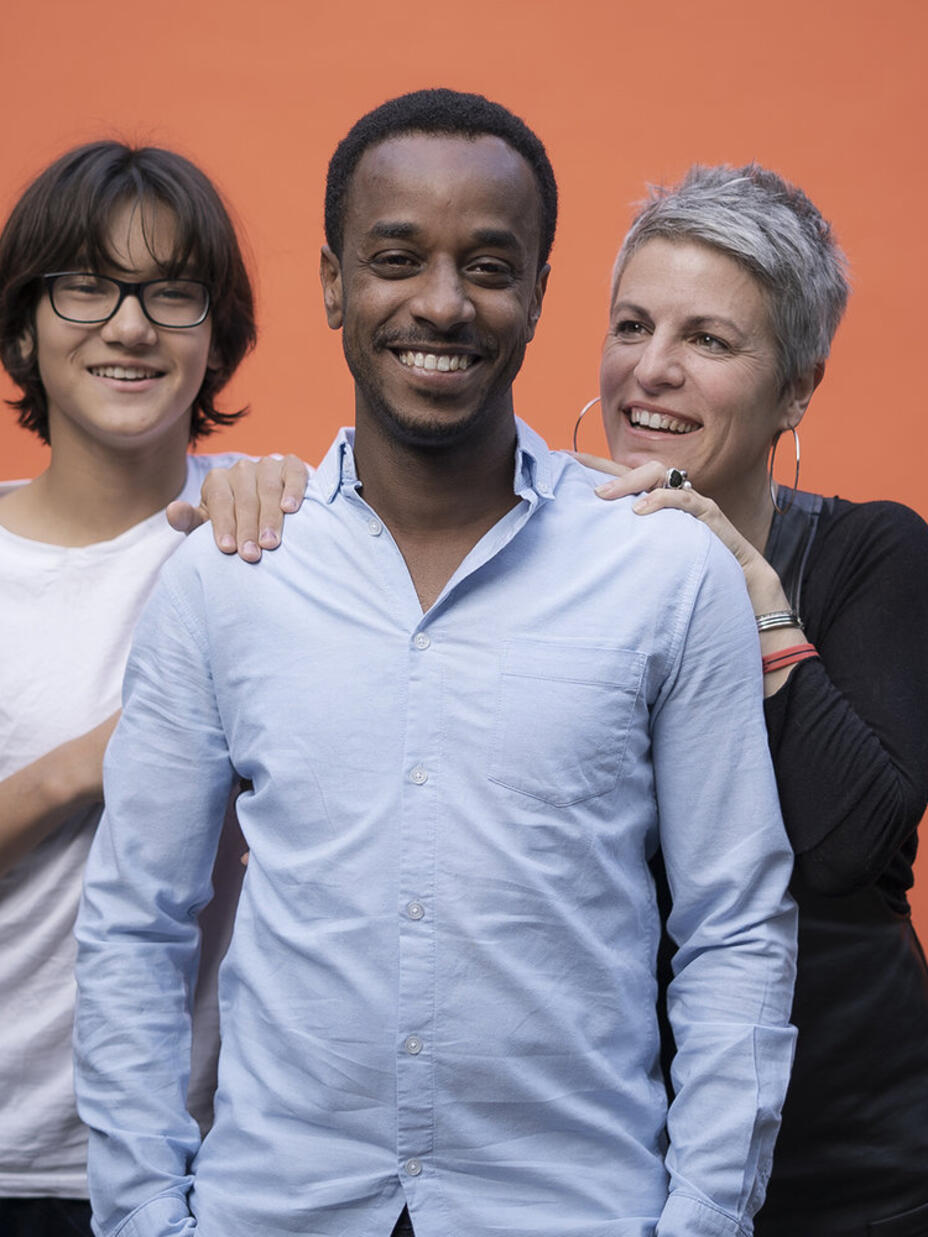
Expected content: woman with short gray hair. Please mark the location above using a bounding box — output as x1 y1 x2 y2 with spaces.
587 163 928 1234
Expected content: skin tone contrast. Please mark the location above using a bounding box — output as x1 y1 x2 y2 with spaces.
178 237 818 693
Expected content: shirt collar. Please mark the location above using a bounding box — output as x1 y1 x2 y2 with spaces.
312 418 566 507
313 427 358 505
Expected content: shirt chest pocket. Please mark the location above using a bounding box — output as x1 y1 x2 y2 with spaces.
488 639 647 807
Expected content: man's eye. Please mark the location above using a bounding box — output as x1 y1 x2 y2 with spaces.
468 260 512 282
370 252 418 274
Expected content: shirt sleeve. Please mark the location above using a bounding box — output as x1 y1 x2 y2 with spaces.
74 560 235 1237
763 501 928 895
650 534 798 1236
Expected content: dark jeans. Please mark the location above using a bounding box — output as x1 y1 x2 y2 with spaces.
0 1196 93 1237
391 1206 416 1236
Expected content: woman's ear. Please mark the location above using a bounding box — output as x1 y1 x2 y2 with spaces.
782 361 825 430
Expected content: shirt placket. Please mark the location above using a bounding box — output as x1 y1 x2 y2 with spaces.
395 615 441 1198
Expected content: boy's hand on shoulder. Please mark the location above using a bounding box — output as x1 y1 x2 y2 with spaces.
167 454 308 562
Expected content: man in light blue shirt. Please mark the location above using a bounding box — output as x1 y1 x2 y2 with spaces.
74 89 796 1237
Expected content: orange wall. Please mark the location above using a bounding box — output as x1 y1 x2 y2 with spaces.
2 0 926 931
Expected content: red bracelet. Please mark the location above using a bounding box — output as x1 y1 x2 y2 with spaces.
762 642 819 675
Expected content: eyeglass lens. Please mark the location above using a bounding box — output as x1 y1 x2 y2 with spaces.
49 275 209 327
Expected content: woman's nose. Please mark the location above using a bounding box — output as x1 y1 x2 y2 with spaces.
634 333 684 390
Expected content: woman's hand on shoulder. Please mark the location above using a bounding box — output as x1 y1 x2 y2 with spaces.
166 454 308 561
570 452 667 498
572 449 765 581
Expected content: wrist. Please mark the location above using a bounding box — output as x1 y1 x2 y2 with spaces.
743 558 791 616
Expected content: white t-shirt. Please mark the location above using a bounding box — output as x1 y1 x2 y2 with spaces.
0 453 244 1198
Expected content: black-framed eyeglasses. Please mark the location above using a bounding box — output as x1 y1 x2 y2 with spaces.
43 272 211 329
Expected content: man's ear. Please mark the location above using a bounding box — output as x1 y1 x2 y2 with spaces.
781 361 824 431
320 246 344 330
525 263 550 343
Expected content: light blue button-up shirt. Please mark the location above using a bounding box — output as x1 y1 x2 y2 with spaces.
75 420 796 1237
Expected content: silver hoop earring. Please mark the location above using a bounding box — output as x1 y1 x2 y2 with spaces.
572 397 601 452
768 427 801 515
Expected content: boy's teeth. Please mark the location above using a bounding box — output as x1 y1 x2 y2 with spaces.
90 365 157 380
398 351 472 372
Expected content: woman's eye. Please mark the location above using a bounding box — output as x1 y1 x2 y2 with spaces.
614 319 647 337
693 332 728 351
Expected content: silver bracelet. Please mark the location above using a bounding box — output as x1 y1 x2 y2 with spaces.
755 610 803 632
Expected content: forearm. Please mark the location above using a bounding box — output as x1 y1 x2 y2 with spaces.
765 659 927 888
0 712 118 876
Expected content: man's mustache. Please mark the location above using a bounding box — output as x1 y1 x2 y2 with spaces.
373 327 497 357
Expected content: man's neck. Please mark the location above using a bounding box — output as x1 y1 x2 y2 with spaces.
0 422 191 547
352 414 521 611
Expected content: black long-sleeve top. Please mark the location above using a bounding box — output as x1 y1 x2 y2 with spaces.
756 495 928 1233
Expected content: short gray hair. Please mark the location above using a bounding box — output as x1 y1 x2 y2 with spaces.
612 163 850 387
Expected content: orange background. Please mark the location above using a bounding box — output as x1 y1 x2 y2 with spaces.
2 0 926 930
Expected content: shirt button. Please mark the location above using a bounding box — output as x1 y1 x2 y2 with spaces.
410 765 428 785
413 632 431 650
404 1034 423 1055
367 518 383 536
406 900 425 920
405 1158 422 1177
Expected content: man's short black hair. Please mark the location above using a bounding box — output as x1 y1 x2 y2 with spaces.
325 88 557 270
0 141 256 444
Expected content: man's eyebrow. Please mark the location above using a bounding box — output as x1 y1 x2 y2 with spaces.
470 227 522 251
365 223 525 252
368 221 419 241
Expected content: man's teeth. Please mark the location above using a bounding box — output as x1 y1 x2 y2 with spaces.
90 365 159 380
628 408 696 434
397 351 473 373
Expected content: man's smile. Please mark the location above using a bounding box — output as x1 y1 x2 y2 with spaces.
395 350 477 373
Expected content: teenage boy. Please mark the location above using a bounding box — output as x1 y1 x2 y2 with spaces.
0 142 256 1237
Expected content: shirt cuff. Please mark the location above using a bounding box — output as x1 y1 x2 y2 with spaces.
656 1192 751 1237
114 1194 196 1237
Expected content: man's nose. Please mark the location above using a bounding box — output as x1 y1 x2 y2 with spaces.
408 259 477 332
